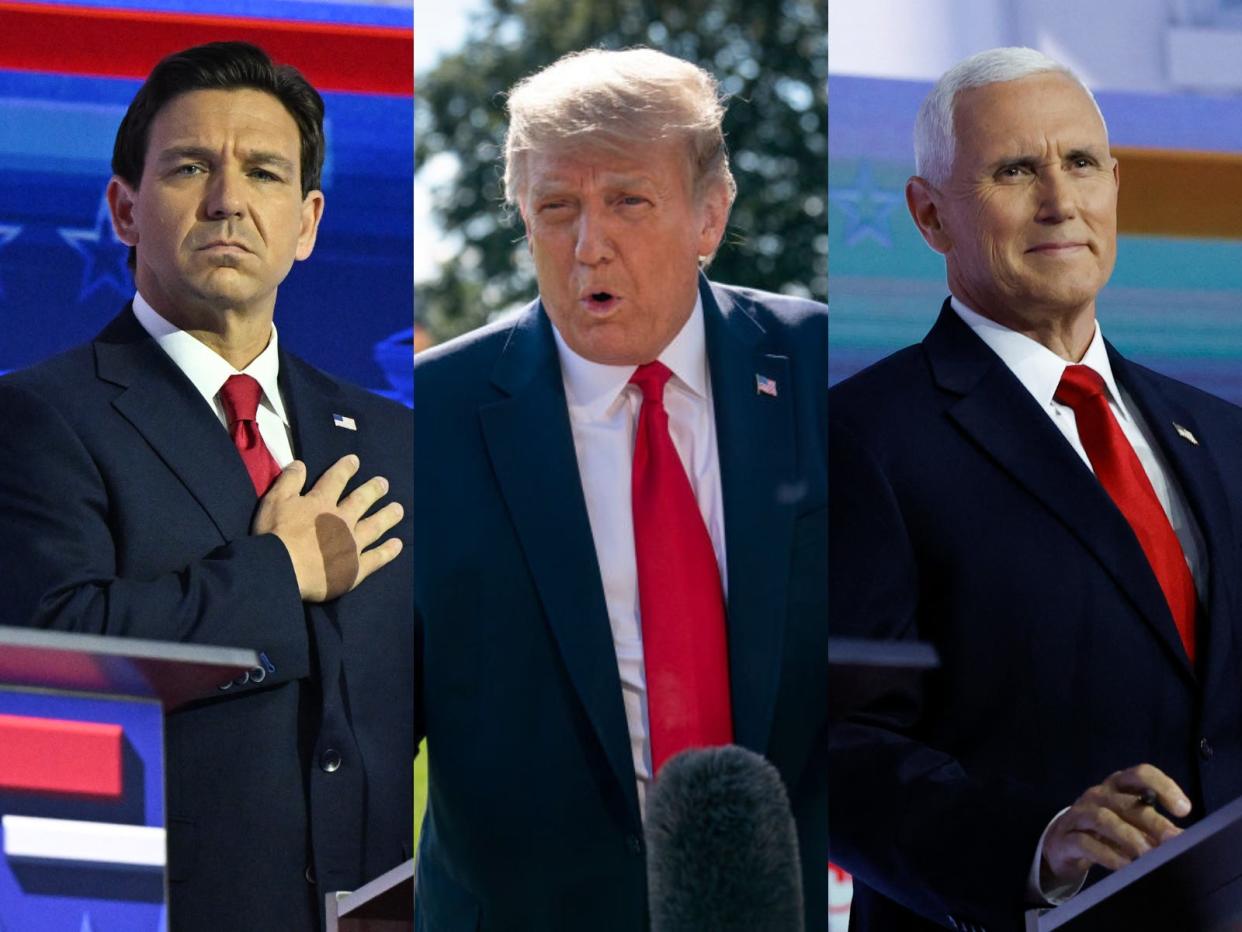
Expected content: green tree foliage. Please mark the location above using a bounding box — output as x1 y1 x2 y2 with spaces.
416 0 827 342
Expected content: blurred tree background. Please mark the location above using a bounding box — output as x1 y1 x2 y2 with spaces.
415 0 827 343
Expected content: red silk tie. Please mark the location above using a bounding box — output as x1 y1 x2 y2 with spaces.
1055 365 1197 663
219 374 283 497
629 361 733 775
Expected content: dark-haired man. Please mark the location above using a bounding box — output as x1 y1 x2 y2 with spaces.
0 42 412 930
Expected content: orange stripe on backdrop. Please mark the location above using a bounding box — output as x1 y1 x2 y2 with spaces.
0 0 411 95
1115 146 1242 240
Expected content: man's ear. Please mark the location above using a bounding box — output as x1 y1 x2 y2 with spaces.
695 182 730 260
107 176 140 247
906 176 952 256
295 190 326 261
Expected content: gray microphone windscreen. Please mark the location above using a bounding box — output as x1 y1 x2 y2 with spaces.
645 744 804 932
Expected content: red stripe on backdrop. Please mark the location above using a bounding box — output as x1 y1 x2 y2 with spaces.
0 1 412 95
0 713 123 798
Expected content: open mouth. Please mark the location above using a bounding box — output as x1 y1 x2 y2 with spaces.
581 291 621 314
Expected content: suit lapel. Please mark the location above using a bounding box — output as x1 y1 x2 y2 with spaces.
1111 352 1237 692
925 304 1195 682
479 304 640 826
279 352 354 481
280 352 365 859
705 281 797 754
94 306 257 541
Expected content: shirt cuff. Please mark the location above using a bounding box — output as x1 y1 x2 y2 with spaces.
1027 807 1089 906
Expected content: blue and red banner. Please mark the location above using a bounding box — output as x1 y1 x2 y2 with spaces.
0 0 412 403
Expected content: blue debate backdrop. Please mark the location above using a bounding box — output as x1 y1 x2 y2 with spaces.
0 0 413 406
829 74 1242 406
0 1 410 928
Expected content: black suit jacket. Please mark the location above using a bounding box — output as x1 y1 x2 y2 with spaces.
829 301 1242 932
412 278 827 931
0 307 413 930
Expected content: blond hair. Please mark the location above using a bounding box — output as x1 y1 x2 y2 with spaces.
503 47 736 208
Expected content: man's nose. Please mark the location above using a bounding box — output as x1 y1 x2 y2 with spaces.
1034 168 1076 223
204 167 245 219
573 207 614 265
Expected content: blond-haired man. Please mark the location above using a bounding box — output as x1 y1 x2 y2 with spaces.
414 47 826 930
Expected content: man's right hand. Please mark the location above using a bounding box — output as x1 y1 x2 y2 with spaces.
252 455 405 603
1041 763 1190 890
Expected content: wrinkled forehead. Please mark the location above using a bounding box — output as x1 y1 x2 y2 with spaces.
148 88 301 149
951 73 1109 165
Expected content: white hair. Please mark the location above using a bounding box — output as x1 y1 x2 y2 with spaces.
914 47 1108 185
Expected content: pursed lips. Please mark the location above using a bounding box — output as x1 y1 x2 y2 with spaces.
1025 241 1089 255
196 239 253 253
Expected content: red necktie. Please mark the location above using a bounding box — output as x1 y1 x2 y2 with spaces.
219 374 282 497
630 361 733 774
1055 365 1197 663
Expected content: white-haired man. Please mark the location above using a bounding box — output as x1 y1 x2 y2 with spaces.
414 47 827 931
830 46 1242 931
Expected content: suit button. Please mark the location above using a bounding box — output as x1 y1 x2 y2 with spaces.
626 835 643 855
305 865 316 885
320 749 342 772
1200 738 1215 760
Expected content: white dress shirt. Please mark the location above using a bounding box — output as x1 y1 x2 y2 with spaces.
552 294 727 817
131 291 295 467
951 296 1208 904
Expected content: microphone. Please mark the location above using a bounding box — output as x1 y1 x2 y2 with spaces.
645 744 804 932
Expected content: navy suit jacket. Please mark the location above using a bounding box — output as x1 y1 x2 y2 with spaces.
0 307 413 931
829 301 1242 932
412 277 827 931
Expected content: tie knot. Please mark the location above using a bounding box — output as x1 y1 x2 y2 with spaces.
629 361 674 403
1054 364 1108 410
220 374 263 425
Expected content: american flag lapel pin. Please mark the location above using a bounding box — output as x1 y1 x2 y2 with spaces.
755 374 778 398
1173 422 1199 446
333 413 357 431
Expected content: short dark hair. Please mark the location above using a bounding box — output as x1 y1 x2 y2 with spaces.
112 41 325 196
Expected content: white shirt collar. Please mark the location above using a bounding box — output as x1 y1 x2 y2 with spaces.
552 293 709 420
130 290 289 425
950 295 1128 422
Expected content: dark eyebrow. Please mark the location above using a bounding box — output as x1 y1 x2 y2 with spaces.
246 150 296 173
155 146 295 174
155 145 216 165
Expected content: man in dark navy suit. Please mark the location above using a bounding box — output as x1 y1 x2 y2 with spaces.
0 43 412 930
830 47 1242 932
414 48 827 931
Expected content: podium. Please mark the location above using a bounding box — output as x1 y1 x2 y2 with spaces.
327 856 414 931
0 626 258 931
1025 792 1242 931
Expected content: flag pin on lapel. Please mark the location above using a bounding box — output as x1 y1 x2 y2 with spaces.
755 374 778 398
1173 422 1199 446
333 414 357 431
